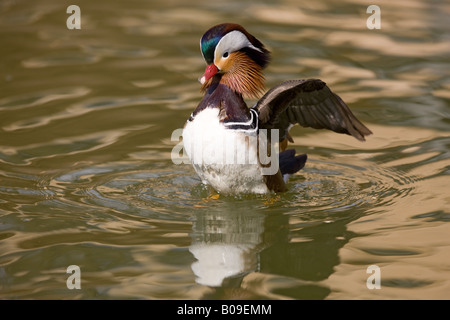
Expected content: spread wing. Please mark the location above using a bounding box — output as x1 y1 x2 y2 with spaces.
255 79 372 142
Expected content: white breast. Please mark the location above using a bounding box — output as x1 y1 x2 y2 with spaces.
182 108 269 194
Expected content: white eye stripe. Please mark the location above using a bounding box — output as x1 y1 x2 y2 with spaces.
214 30 262 64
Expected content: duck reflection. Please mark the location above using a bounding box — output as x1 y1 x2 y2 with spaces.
189 210 267 287
189 204 360 299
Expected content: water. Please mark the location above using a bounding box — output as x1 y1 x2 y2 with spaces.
0 0 449 299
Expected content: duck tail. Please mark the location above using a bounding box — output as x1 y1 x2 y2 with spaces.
279 149 307 182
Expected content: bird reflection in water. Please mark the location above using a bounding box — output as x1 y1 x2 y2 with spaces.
189 202 355 299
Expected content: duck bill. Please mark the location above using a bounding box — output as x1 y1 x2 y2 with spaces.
199 64 219 84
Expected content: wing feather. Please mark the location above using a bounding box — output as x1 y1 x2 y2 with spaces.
255 79 372 141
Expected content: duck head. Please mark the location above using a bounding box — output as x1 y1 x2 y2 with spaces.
199 23 271 98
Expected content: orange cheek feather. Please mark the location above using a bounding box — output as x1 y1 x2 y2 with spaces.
215 53 235 72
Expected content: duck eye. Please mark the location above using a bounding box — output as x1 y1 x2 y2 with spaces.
222 52 229 58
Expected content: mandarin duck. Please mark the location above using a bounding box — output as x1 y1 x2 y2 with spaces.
182 23 372 194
